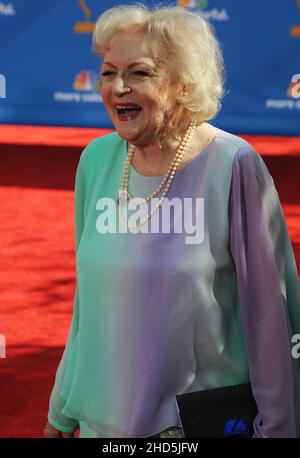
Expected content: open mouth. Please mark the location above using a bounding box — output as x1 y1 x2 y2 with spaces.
114 104 142 121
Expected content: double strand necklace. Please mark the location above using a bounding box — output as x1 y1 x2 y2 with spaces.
117 119 197 230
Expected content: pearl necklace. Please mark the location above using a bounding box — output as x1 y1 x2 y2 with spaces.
117 119 197 230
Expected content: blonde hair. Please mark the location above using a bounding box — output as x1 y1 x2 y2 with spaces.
93 4 225 124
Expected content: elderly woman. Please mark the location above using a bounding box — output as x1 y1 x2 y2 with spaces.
44 5 300 439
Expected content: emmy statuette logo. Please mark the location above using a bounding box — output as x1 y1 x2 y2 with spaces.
74 0 95 34
291 0 300 37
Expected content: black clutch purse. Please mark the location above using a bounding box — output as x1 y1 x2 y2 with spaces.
175 383 258 438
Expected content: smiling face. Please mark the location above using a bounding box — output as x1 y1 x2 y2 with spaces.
99 31 184 148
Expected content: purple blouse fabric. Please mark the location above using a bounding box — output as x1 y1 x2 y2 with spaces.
230 149 300 437
47 129 300 438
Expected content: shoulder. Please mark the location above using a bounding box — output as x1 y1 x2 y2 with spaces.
215 128 253 151
215 127 271 183
80 131 124 166
209 127 259 173
215 128 258 161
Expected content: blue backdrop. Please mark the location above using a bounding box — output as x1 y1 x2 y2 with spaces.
0 0 299 134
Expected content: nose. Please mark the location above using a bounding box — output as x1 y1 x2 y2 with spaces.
112 75 131 96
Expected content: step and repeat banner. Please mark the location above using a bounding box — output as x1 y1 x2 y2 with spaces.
0 0 299 134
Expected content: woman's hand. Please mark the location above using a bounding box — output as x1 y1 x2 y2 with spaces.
43 421 76 438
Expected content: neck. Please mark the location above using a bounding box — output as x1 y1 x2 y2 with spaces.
131 115 192 167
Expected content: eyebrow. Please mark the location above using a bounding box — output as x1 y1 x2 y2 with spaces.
102 60 155 69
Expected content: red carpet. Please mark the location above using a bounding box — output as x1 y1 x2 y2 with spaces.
1 124 300 155
0 126 299 437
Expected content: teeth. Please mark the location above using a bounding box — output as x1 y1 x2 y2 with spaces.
115 105 141 110
115 105 141 116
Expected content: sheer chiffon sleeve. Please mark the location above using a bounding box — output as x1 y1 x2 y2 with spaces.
229 147 300 438
47 150 86 432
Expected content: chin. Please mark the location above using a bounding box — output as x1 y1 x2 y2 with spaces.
114 126 142 143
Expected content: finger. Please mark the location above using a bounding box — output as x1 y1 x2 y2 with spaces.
43 424 61 438
61 432 74 438
44 431 61 438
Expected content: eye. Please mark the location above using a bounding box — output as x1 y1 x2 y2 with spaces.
133 70 150 76
101 71 115 76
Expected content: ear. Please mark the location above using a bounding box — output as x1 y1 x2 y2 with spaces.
178 82 188 97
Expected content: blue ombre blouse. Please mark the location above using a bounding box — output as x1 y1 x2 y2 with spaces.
47 128 300 438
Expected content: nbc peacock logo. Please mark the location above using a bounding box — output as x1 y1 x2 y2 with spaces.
177 0 229 21
265 74 300 109
73 70 98 92
177 0 208 8
287 74 300 99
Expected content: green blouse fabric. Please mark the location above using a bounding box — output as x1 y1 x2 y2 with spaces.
47 129 300 438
